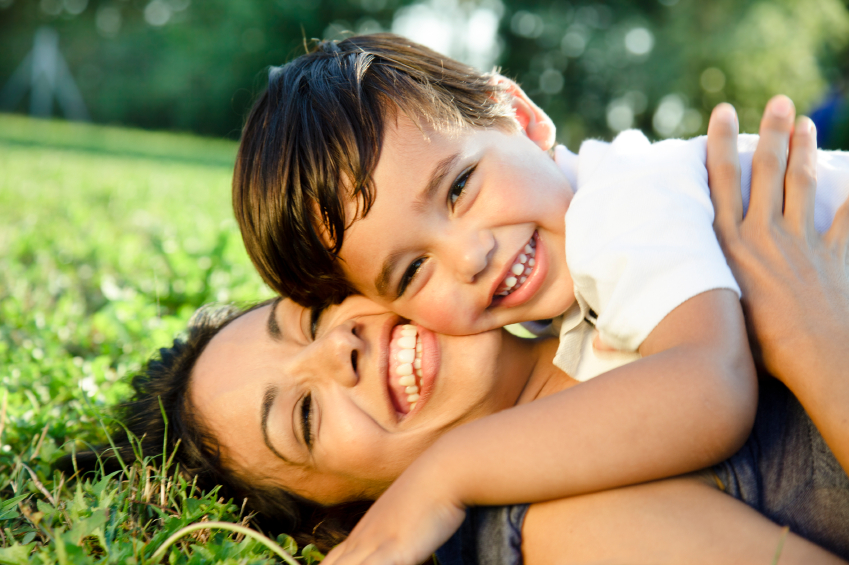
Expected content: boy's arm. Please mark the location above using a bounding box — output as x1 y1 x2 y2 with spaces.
323 288 756 565
435 288 755 504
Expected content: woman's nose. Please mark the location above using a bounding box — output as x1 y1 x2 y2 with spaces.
304 320 361 388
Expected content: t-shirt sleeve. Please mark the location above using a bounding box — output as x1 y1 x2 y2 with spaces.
566 131 740 352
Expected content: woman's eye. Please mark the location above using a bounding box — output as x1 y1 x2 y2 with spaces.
398 257 426 297
310 306 324 338
449 166 475 208
301 393 313 448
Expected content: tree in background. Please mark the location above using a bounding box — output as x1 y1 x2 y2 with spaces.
1 0 847 148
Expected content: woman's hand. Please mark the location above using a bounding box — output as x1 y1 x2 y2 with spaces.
706 95 849 472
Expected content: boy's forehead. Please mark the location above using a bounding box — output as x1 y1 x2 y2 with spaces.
378 113 478 174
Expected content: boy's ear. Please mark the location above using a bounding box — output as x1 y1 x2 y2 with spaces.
496 76 556 151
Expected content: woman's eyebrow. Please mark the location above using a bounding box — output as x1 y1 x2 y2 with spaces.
267 296 283 341
260 384 299 466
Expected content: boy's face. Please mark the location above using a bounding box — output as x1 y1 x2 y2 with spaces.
338 112 576 335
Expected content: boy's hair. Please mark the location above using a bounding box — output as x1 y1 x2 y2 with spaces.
57 303 369 553
233 33 517 308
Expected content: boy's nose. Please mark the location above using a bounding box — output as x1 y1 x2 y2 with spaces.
305 320 361 388
442 228 494 283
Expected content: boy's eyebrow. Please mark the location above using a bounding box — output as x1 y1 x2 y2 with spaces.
374 153 460 297
413 153 460 213
375 250 406 297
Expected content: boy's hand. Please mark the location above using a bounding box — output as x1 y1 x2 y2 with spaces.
322 459 466 565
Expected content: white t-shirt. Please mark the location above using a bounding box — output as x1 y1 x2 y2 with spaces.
542 131 849 382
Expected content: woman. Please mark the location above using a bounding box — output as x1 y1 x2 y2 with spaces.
69 106 849 562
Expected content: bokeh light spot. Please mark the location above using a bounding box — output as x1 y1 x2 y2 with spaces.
40 0 62 16
144 0 171 26
607 98 634 131
96 5 122 37
561 25 588 57
700 67 726 93
63 0 87 16
539 68 564 94
511 10 543 38
624 27 653 55
653 93 685 137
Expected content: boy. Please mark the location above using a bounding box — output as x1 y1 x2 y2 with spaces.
232 34 847 562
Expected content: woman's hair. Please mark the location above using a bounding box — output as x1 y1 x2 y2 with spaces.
233 33 517 309
57 302 369 552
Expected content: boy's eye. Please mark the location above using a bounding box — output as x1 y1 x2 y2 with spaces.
398 257 426 298
301 393 313 448
449 166 476 208
310 305 324 338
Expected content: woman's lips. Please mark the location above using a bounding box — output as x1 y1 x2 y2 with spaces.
388 324 422 414
387 323 439 418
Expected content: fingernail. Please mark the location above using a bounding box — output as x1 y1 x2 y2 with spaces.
712 103 738 127
768 95 794 118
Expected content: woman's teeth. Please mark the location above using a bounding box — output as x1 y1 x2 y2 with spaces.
396 324 423 410
496 237 536 297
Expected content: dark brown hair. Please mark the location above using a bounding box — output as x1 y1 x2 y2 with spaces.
233 33 516 308
57 302 369 553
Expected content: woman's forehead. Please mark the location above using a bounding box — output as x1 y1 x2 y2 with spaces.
192 305 281 398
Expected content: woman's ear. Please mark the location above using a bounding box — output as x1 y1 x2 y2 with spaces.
496 76 556 151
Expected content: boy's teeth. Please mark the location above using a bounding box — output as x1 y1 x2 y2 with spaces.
496 236 537 297
394 324 423 404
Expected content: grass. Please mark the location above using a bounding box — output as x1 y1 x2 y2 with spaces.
0 113 323 564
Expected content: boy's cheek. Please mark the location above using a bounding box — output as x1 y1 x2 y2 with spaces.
406 299 493 336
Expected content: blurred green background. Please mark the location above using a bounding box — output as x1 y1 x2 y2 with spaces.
1 2 848 560
2 0 849 149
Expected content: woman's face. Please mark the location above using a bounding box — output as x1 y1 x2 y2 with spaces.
190 296 529 505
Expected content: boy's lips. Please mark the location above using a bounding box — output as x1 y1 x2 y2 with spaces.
489 231 548 309
494 234 537 296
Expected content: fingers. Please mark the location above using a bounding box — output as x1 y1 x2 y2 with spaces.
706 103 743 235
748 95 795 223
783 116 818 235
825 190 849 261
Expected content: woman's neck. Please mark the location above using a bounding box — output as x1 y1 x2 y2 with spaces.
500 332 580 406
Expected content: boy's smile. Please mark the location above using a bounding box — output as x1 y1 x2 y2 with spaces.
338 110 576 335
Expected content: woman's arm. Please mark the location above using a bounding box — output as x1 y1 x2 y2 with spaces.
706 97 849 473
522 475 846 565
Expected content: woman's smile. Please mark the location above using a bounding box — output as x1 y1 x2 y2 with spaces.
387 322 440 416
189 295 530 505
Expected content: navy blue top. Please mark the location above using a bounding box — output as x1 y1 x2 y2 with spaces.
435 377 849 564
